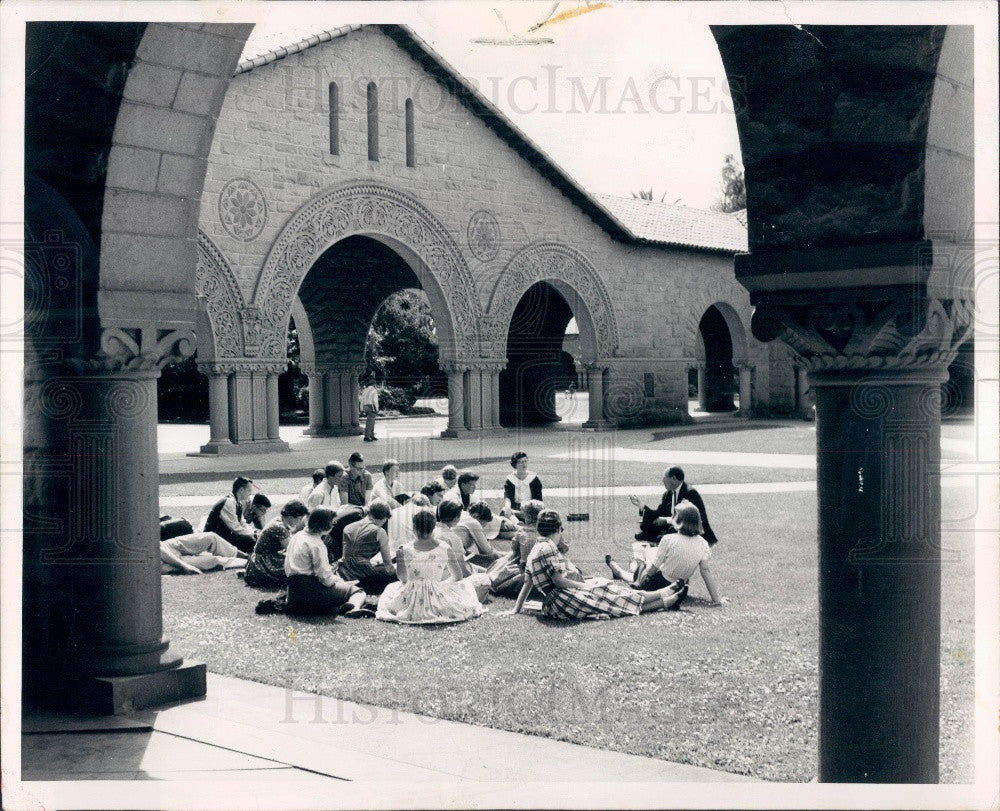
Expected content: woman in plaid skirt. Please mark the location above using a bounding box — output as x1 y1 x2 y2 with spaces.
515 510 686 620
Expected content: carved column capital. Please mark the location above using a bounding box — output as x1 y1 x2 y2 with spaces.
751 296 973 380
66 328 195 377
440 361 471 375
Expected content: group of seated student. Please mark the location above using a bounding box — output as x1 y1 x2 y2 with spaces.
178 452 725 623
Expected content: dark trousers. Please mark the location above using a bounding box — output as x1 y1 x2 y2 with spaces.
285 574 358 616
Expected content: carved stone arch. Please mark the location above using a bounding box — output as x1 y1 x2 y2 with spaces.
485 242 620 361
196 230 247 359
252 181 482 364
680 279 751 364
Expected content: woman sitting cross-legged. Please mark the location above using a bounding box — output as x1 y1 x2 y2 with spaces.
336 499 397 595
512 510 685 620
605 501 726 606
453 502 503 568
243 499 309 588
488 499 546 599
284 506 371 618
376 508 485 625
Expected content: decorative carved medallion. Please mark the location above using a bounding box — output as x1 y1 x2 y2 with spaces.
467 210 501 262
219 178 268 242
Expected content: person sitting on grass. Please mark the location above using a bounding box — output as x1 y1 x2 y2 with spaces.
243 499 308 588
605 501 727 606
244 493 272 531
630 465 717 546
436 464 458 492
488 499 546 599
501 451 543 521
442 470 481 511
510 510 686 620
307 461 347 510
453 502 503 568
160 531 248 575
203 475 257 554
434 499 473 578
376 508 484 625
299 468 325 504
387 493 431 555
283 506 371 618
336 499 397 595
371 458 405 508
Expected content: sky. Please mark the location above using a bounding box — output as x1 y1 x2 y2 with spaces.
242 2 742 209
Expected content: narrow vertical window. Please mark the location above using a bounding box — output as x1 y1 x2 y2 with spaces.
367 82 379 161
328 82 339 155
405 98 415 167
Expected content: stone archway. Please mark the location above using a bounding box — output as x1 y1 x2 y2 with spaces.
486 242 618 429
253 181 483 366
689 301 751 413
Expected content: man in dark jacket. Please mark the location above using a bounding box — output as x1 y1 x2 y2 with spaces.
630 466 718 546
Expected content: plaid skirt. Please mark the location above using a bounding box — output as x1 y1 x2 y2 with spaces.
542 577 644 621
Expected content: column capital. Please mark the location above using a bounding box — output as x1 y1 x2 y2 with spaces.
440 361 472 375
65 327 195 377
751 296 973 381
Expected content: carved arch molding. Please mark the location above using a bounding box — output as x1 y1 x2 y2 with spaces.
484 242 620 360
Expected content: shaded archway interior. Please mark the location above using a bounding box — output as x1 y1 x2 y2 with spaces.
297 235 424 365
699 305 736 412
500 282 577 426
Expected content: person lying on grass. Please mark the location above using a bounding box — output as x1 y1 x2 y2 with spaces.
160 531 248 575
510 510 686 620
283 506 372 618
605 501 728 607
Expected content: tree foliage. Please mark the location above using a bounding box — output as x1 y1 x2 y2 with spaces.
714 153 746 213
365 289 442 391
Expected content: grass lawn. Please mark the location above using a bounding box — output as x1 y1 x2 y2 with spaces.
162 486 975 783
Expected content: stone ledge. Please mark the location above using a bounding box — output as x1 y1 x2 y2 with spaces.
77 662 207 715
189 439 291 456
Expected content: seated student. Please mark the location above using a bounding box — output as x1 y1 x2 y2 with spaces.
244 493 272 532
376 508 484 625
284 507 371 618
436 464 458 492
501 452 543 521
326 503 364 563
337 500 397 595
244 499 308 588
433 499 473 578
488 499 547 599
605 501 726 606
343 452 374 507
308 461 347 510
160 531 247 575
512 510 685 620
387 492 431 555
299 469 325 504
371 459 405 509
629 466 718 546
442 470 482 511
453 502 502 568
203 476 257 554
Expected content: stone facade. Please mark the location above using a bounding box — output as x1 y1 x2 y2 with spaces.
194 25 794 445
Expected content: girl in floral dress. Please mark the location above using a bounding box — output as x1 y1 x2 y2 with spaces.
376 508 484 625
515 510 684 620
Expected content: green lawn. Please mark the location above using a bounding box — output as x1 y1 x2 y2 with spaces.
162 486 975 782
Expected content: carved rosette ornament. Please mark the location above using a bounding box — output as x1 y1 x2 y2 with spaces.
750 297 974 378
467 210 501 262
485 242 619 360
254 182 483 362
219 177 268 242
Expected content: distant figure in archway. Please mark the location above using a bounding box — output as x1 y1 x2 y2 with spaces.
360 376 380 442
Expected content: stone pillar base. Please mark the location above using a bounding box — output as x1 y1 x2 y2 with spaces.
438 427 485 439
581 420 613 431
189 439 291 456
302 426 364 437
71 661 207 715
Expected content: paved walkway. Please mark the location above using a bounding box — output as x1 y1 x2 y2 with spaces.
19 672 754 805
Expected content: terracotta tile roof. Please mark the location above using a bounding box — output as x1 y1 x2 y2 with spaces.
594 195 748 253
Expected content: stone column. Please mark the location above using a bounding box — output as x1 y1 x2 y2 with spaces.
24 328 206 713
795 366 813 419
265 365 281 441
198 363 231 453
738 364 753 418
300 363 326 435
440 362 467 438
324 369 342 430
696 364 707 410
481 362 504 431
250 369 268 439
751 293 972 783
582 363 611 430
465 368 483 431
347 365 364 431
227 368 254 444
